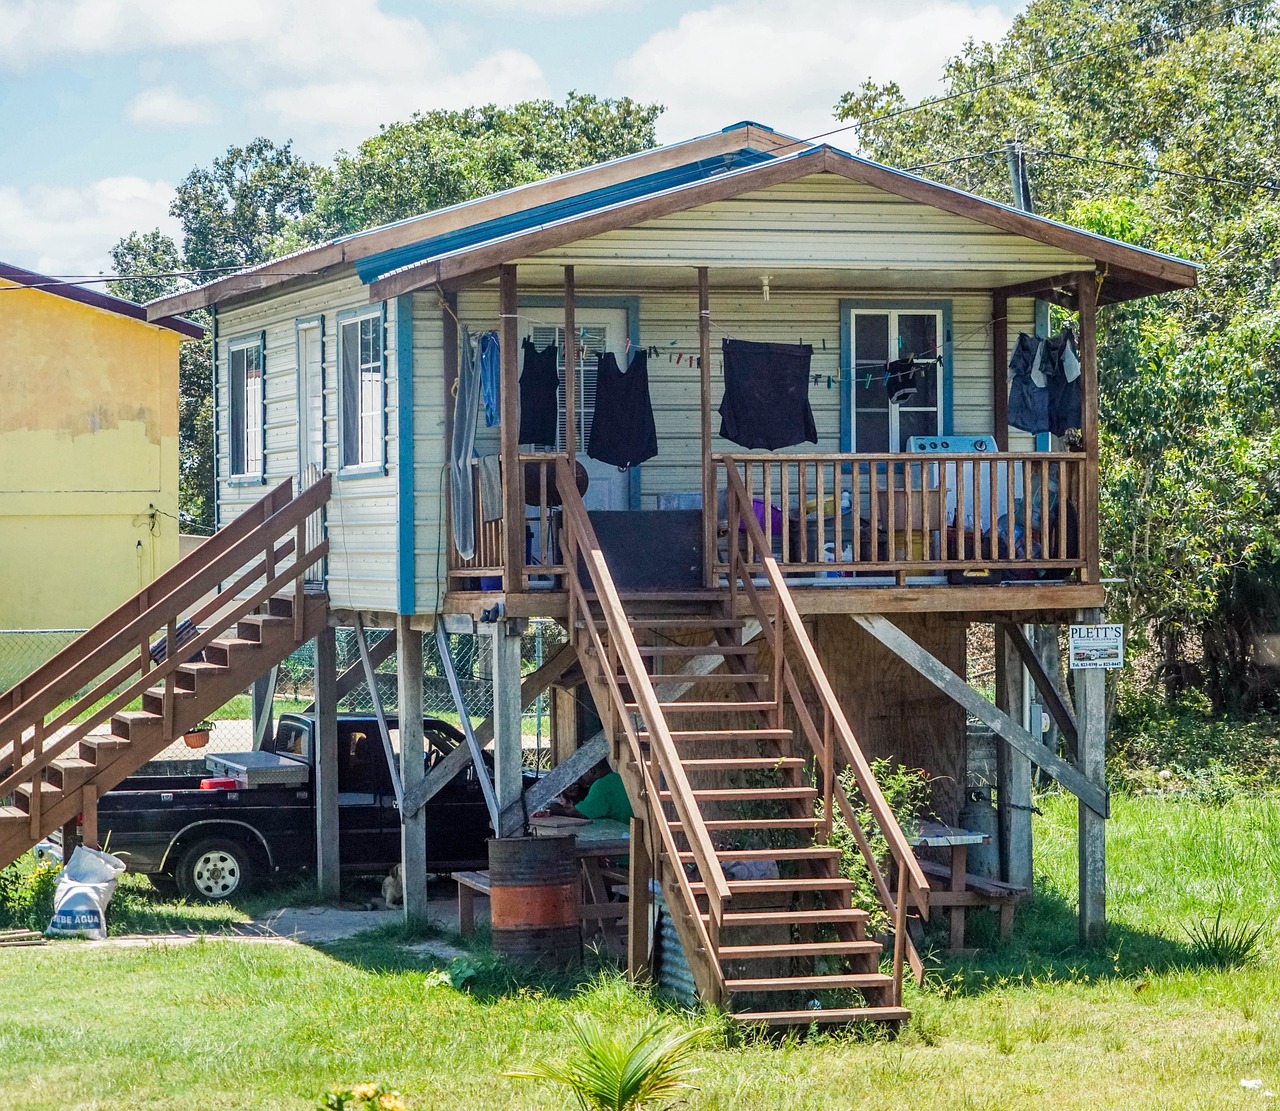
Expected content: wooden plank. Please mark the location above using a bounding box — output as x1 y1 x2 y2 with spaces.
993 291 1009 451
994 625 1032 890
1000 622 1078 747
699 266 713 588
1077 615 1107 945
852 614 1109 817
498 733 608 835
313 627 339 899
1078 271 1101 584
563 266 577 463
397 618 428 921
627 814 653 981
499 265 523 589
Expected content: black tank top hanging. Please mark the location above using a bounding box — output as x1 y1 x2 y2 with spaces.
587 349 658 469
518 337 559 446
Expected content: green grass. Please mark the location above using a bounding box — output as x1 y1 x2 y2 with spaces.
2 792 1280 1109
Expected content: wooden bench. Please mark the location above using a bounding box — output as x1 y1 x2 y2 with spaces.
917 858 1027 941
453 870 491 937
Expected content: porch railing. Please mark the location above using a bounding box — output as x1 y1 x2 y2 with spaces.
714 451 1091 583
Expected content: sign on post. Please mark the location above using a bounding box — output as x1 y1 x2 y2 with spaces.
1068 624 1124 670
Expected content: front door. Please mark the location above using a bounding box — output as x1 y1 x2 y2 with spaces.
525 308 631 511
297 323 325 583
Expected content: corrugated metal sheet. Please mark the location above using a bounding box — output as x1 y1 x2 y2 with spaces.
652 887 698 1008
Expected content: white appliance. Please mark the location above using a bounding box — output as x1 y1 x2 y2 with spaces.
907 434 1017 529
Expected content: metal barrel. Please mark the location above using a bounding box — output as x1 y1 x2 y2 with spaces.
487 837 582 966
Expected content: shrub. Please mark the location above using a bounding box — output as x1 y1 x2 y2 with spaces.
0 855 62 931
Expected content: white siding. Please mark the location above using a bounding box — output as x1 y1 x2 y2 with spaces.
215 273 399 613
410 294 449 614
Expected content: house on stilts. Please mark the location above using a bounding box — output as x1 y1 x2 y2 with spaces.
0 122 1196 1027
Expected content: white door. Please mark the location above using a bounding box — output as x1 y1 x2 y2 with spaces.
526 308 631 511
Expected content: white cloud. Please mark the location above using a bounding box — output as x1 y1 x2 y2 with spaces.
467 0 620 13
126 86 218 127
617 0 1012 145
0 177 178 276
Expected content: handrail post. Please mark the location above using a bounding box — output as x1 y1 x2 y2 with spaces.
499 264 523 592
893 862 909 1006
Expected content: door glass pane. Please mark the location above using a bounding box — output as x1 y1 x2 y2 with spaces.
911 361 939 408
854 314 890 363
898 314 937 361
856 410 890 453
898 408 939 450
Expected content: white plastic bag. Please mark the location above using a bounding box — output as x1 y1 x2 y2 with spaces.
47 846 126 940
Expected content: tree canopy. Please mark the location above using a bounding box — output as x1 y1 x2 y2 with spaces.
838 0 1280 711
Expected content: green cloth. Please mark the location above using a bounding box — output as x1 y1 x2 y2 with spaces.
576 772 633 824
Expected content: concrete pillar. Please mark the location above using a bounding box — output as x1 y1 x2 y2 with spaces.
397 617 429 921
485 618 526 814
314 626 340 900
1077 616 1107 945
995 624 1033 890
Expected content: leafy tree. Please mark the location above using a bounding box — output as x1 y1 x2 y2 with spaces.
305 92 663 239
836 0 1280 710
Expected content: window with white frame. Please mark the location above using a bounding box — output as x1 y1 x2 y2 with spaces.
228 334 264 478
849 308 944 452
339 309 385 469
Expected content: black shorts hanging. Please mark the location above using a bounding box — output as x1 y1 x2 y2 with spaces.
518 337 559 446
718 338 817 450
587 349 658 469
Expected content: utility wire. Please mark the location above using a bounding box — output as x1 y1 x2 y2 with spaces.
1028 146 1280 196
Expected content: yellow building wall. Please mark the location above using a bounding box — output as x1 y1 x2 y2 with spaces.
0 280 181 629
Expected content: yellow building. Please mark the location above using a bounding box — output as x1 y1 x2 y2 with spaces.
0 263 203 629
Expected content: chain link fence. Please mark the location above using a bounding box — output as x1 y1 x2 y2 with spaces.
1 621 567 764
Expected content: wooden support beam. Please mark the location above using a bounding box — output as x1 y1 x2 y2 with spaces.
992 292 1009 451
356 617 402 808
397 618 428 921
314 626 340 899
442 290 459 454
994 624 1032 890
1077 610 1107 945
699 266 713 589
563 266 577 463
628 814 654 982
1000 622 1078 748
487 618 525 816
990 273 1081 305
499 265 523 590
852 614 1108 817
251 665 279 750
500 734 608 836
80 784 98 851
302 629 395 714
1077 271 1101 585
473 642 577 748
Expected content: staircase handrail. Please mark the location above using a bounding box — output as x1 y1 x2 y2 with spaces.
0 477 331 788
0 478 296 716
554 459 733 944
722 464 931 913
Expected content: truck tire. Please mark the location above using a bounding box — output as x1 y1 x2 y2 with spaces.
176 838 256 901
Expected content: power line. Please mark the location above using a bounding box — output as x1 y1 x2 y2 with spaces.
904 150 1005 172
1029 146 1280 196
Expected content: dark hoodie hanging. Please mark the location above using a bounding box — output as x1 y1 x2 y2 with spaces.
718 338 817 450
587 349 658 469
518 337 559 446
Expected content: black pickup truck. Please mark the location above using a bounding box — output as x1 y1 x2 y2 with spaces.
98 714 494 901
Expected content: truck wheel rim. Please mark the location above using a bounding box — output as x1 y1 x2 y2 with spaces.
192 850 241 897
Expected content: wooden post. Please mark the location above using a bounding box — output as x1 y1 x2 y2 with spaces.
563 266 577 463
1077 610 1107 945
397 618 428 920
314 625 340 900
442 291 459 452
499 265 524 590
994 624 1033 890
1077 272 1100 584
486 618 525 815
627 814 653 981
992 292 1009 451
698 266 713 587
251 665 279 749
80 784 98 851
550 684 578 768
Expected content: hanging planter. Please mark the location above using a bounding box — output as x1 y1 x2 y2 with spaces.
184 720 214 749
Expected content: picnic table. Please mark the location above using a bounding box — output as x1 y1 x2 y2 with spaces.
906 821 1025 951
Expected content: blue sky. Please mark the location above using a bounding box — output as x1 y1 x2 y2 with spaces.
0 0 1019 276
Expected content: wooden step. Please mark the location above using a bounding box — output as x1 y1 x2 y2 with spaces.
675 757 806 772
676 847 839 865
621 617 745 629
638 644 754 657
659 786 818 804
142 685 197 715
629 701 776 714
730 1006 910 1027
78 735 130 763
714 908 869 928
689 877 855 896
47 756 96 790
13 780 61 813
618 672 768 685
237 613 291 641
0 805 27 830
643 729 792 743
111 710 162 740
204 637 263 666
266 595 297 619
725 973 892 993
719 940 882 960
671 817 824 833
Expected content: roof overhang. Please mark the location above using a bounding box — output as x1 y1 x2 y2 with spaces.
2 262 205 338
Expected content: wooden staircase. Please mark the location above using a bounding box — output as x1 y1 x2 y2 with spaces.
0 477 331 870
555 459 930 1030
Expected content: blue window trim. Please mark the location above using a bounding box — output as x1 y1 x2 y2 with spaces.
394 295 416 614
293 313 326 482
335 303 389 479
520 294 642 509
839 298 954 452
226 329 266 486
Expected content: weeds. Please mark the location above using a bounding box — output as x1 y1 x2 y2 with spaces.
1182 912 1266 969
